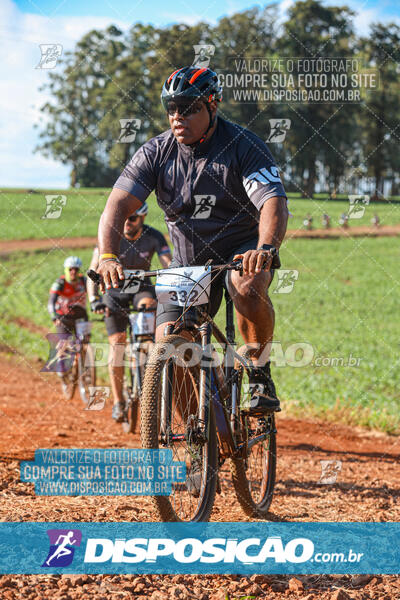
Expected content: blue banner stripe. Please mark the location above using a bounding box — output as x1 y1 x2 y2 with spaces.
0 523 398 574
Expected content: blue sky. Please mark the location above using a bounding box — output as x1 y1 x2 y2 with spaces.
2 0 400 188
14 0 273 25
13 0 400 21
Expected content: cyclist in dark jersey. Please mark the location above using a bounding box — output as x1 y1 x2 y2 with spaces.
97 66 289 415
88 202 171 422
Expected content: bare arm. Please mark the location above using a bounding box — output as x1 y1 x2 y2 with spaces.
97 188 142 290
98 187 142 255
87 247 100 301
234 196 288 275
159 252 172 268
257 196 288 249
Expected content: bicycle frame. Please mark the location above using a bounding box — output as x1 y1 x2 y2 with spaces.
87 260 276 455
161 277 258 461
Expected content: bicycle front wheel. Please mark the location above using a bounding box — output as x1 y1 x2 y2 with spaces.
230 363 277 517
140 334 218 522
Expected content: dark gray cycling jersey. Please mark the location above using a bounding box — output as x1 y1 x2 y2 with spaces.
114 116 286 265
101 224 170 271
101 225 169 313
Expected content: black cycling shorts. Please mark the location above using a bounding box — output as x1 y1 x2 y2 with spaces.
55 306 88 335
104 283 156 336
156 238 275 329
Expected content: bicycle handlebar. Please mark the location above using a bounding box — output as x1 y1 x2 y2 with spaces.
86 249 278 286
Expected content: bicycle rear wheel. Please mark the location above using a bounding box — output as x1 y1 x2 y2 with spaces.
230 362 277 517
77 343 96 405
140 334 218 522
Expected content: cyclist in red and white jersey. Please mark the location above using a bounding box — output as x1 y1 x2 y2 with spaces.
48 256 88 334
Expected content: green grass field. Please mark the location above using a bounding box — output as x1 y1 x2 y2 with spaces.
1 234 399 433
0 188 399 241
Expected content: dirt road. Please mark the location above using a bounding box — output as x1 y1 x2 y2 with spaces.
1 224 399 256
0 352 399 598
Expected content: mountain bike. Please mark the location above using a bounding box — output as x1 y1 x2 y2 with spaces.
60 318 96 405
89 258 278 521
92 257 278 522
122 305 156 434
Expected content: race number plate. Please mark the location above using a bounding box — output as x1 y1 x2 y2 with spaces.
129 312 155 335
122 270 145 294
155 266 211 307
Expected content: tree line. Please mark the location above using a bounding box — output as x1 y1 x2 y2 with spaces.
35 0 400 198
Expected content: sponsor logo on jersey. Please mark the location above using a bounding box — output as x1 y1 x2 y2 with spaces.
243 166 282 196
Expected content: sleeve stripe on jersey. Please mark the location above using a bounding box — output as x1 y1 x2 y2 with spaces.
113 178 148 202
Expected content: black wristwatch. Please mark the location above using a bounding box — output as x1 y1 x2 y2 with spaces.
257 244 281 269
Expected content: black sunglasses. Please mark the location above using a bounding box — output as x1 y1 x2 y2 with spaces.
127 215 140 222
166 101 203 117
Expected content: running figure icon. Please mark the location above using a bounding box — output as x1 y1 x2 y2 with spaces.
45 531 77 566
191 194 216 219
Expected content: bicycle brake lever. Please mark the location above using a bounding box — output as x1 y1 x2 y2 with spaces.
87 269 102 284
231 259 243 276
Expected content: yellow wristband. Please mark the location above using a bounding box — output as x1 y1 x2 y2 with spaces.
100 253 118 260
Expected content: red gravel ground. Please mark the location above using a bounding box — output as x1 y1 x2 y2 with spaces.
0 352 399 599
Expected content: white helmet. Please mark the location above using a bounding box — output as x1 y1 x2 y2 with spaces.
64 256 82 269
135 202 148 216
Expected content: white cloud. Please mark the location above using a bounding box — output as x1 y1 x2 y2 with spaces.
161 12 216 26
0 0 129 188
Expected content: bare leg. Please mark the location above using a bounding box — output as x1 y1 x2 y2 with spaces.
227 269 274 365
108 331 126 406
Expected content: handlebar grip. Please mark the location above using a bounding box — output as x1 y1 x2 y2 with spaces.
87 269 102 284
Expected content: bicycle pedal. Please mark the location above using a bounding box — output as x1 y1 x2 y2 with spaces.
242 404 281 417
